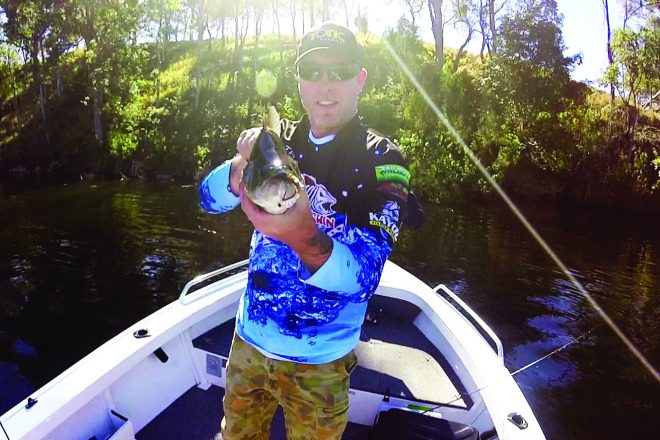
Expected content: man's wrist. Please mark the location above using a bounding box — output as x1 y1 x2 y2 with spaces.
293 227 333 273
229 155 248 196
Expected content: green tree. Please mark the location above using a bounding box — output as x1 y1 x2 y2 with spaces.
1 0 59 144
478 0 579 195
605 17 660 134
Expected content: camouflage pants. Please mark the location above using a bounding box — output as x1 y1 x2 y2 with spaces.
220 333 358 440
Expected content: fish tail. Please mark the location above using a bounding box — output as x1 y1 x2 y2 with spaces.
263 105 281 136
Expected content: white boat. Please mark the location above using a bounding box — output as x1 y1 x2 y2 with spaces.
0 260 545 440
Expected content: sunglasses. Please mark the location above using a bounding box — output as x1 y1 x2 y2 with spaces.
297 63 361 82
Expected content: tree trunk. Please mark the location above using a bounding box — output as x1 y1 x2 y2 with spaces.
488 0 497 54
602 0 615 104
56 66 63 98
254 10 263 76
274 0 284 76
321 0 330 21
342 0 354 27
428 0 444 67
7 45 21 127
92 86 103 143
273 1 282 42
195 14 207 111
39 82 50 145
453 20 474 72
478 0 489 59
309 3 315 29
240 12 249 49
290 0 297 40
602 0 615 139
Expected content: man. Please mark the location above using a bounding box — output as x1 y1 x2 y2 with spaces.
200 22 411 440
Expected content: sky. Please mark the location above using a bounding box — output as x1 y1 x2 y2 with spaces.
363 0 626 85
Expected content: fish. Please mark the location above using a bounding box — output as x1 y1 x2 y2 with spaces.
243 106 304 214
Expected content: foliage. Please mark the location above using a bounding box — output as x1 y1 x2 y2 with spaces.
0 0 658 211
605 18 660 109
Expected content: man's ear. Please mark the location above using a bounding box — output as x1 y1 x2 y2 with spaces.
358 68 368 90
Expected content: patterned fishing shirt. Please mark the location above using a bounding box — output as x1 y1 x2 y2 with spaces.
200 115 410 363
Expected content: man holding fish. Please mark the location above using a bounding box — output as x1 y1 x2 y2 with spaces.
200 22 413 440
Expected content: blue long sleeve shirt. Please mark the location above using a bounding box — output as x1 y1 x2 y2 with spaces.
200 116 410 363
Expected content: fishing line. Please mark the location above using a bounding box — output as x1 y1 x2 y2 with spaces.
510 326 598 376
380 38 659 382
419 326 600 415
342 328 596 438
0 419 10 440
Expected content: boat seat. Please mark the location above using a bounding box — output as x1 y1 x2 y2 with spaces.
193 319 235 356
192 297 468 407
352 297 467 407
352 339 465 407
369 408 478 440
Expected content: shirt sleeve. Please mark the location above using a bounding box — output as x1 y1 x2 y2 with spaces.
199 160 240 214
302 138 411 299
300 238 363 294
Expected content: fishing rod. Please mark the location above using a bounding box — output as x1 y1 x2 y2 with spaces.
342 327 597 440
380 37 659 383
510 327 597 376
419 326 600 414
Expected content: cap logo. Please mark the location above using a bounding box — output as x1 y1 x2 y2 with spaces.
312 28 346 44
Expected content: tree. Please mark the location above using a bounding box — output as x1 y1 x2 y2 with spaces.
402 0 425 28
289 0 298 39
340 0 357 28
622 0 660 29
1 37 21 126
498 0 575 77
452 0 477 72
427 0 445 66
69 0 143 146
602 0 615 105
1 0 58 144
478 0 507 57
605 18 660 134
479 0 579 184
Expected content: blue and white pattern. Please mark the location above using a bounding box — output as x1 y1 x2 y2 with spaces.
199 117 408 364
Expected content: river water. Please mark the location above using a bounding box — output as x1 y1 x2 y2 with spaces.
0 180 658 439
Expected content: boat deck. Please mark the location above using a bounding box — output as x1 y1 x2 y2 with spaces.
135 385 372 440
136 296 469 439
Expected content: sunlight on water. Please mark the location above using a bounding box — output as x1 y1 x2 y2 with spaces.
379 39 660 382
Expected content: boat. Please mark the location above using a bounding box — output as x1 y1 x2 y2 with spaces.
0 260 545 439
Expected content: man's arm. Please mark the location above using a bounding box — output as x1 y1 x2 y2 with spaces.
228 155 247 196
239 181 333 273
199 128 260 213
228 127 261 195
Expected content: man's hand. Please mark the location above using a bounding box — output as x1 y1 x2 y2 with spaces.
239 181 333 273
229 128 262 196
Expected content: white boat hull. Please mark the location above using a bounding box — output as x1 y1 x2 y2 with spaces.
0 260 545 440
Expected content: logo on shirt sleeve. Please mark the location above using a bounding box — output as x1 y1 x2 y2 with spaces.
369 200 401 241
375 164 411 188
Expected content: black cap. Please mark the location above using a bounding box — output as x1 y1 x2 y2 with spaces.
295 22 364 65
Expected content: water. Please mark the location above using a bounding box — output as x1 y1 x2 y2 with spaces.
1 181 658 439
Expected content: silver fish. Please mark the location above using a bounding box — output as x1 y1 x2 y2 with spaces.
243 107 304 214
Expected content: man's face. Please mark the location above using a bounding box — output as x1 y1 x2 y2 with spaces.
297 51 367 138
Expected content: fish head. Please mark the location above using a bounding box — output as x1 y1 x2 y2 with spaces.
249 173 302 214
244 128 304 214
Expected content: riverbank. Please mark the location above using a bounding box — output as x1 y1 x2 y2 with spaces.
2 32 658 214
2 169 659 217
